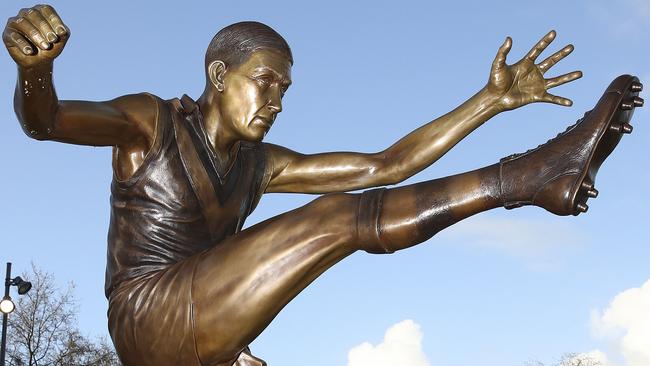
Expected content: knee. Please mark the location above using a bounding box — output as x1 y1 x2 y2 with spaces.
297 192 361 244
356 188 394 254
301 191 398 254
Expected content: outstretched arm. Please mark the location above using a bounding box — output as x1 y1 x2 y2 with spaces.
266 31 582 194
4 5 155 147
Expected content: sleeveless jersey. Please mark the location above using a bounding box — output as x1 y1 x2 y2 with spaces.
105 94 271 297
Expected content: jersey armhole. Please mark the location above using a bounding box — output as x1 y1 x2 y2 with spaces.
112 93 165 187
247 142 274 213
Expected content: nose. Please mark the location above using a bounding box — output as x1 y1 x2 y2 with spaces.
267 87 283 114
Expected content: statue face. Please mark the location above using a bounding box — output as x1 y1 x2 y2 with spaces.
219 50 292 141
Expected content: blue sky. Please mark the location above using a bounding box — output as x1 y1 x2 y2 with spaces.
1 1 648 365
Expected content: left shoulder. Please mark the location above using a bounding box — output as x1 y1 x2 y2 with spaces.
238 141 270 173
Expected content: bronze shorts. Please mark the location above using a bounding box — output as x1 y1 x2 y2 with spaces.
108 255 205 366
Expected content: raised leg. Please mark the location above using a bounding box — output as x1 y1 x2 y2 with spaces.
191 164 502 365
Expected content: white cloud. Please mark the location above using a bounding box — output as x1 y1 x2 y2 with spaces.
589 279 650 366
348 320 430 366
438 215 586 269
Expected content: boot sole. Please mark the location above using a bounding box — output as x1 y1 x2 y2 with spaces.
567 75 643 215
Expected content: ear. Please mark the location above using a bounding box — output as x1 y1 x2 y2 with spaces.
207 60 227 92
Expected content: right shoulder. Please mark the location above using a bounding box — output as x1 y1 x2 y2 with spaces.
108 93 160 142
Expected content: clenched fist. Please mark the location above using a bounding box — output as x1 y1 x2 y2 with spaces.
3 4 69 68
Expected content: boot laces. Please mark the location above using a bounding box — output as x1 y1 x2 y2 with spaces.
503 110 592 160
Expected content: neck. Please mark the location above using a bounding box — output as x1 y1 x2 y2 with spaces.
196 88 238 168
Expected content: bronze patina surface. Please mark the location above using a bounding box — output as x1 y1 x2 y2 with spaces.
3 4 643 366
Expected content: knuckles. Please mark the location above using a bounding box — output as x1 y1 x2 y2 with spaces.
18 6 42 16
35 4 53 11
6 16 26 29
9 5 59 28
5 4 68 43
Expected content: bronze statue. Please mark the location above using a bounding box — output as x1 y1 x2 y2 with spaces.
3 4 643 366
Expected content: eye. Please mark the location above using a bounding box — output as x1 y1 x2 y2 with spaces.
254 75 272 88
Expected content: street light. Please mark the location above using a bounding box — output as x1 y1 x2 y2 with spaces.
1 263 32 366
0 298 13 315
10 278 31 296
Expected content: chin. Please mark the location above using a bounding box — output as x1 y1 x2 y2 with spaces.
240 130 265 142
256 131 267 141
244 124 270 142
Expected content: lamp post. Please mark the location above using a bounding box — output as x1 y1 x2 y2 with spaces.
1 263 32 366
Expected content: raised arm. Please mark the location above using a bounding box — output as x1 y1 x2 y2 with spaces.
266 31 582 194
4 5 155 148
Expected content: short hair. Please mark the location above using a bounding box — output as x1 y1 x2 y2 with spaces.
205 21 293 69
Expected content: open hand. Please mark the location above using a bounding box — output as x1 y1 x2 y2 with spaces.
487 30 582 111
3 5 69 68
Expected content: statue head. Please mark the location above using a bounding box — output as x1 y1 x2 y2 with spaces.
204 22 293 141
205 21 293 70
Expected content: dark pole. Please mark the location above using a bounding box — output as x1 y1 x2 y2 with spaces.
1 262 11 366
